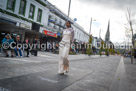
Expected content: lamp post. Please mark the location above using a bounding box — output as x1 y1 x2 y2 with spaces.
68 0 71 18
89 18 92 35
89 18 96 35
99 29 101 39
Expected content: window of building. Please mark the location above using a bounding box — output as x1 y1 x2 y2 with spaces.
37 8 42 22
59 20 62 30
54 18 57 24
29 4 35 19
59 20 62 25
54 25 56 29
48 15 52 26
19 0 26 16
7 0 16 11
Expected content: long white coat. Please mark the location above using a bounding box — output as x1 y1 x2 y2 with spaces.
58 28 74 74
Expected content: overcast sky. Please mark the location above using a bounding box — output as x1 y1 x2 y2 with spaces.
48 0 136 43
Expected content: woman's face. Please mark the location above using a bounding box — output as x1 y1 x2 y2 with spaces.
66 22 71 28
6 36 9 39
16 36 20 40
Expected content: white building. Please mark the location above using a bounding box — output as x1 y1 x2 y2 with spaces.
0 0 89 43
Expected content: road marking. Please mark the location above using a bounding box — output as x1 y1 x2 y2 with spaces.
109 57 129 91
0 58 42 63
38 54 57 58
38 76 58 83
71 68 78 71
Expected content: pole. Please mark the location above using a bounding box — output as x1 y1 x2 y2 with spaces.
89 18 92 35
99 29 101 38
68 0 71 18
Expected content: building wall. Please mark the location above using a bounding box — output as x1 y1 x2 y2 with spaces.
0 0 89 43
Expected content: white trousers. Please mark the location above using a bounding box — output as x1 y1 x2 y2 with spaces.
58 41 70 73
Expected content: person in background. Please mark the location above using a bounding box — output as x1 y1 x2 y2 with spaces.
23 37 30 57
49 41 52 52
1 34 14 57
32 36 39 56
14 35 22 57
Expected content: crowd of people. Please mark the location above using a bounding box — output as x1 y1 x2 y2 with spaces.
0 34 94 58
1 34 39 58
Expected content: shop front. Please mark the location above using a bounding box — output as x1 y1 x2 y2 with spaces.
43 30 61 43
42 30 61 51
0 22 44 44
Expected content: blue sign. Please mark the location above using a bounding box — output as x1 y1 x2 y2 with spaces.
57 33 61 36
74 18 77 21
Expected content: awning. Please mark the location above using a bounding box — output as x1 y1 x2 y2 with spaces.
0 22 45 37
43 30 57 38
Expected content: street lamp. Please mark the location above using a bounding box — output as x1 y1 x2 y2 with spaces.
89 18 96 35
99 29 101 39
68 0 71 18
89 18 92 35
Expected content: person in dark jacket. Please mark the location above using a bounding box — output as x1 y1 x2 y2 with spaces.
23 37 30 57
32 36 39 56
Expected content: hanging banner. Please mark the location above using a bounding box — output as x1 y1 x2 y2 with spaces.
43 30 57 37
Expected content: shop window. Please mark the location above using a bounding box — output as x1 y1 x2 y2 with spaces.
54 25 57 29
7 0 16 12
19 0 26 16
59 20 62 25
29 4 35 19
37 8 42 22
54 18 57 24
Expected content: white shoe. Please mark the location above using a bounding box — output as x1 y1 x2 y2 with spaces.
59 73 64 75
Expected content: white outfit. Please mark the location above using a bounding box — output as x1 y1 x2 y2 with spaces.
58 28 74 74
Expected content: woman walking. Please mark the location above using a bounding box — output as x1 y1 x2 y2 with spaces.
58 21 74 75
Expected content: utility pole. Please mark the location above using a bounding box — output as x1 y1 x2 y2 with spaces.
99 29 101 39
89 18 92 35
68 0 71 18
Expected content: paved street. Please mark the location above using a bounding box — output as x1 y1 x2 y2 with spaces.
0 52 135 91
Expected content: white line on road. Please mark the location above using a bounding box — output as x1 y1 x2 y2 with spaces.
38 54 58 58
109 57 129 91
0 58 43 63
38 76 58 83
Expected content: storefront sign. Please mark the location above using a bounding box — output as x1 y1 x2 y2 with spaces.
20 23 31 29
43 30 57 37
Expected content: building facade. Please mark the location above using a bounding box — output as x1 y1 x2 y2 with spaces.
0 0 89 43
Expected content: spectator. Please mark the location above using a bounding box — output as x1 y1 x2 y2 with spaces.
23 37 30 57
14 35 22 57
1 34 14 57
32 36 39 56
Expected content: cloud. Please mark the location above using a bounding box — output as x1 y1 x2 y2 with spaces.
78 0 136 10
49 0 136 43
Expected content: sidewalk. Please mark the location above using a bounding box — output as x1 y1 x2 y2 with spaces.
123 57 136 91
0 54 120 91
0 51 107 60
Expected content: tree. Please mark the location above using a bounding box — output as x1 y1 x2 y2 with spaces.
125 8 135 64
86 35 93 57
99 40 105 56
